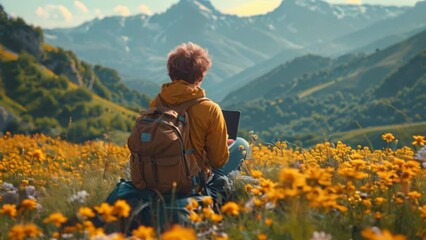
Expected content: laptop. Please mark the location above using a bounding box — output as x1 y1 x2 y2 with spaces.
222 110 240 140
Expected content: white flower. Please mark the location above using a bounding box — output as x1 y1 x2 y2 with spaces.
91 233 123 240
414 146 426 161
2 182 16 191
228 170 258 184
68 190 89 204
61 233 74 239
311 231 332 240
25 185 39 199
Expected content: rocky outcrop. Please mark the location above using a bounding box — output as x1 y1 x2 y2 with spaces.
0 107 18 131
0 5 43 58
42 51 84 86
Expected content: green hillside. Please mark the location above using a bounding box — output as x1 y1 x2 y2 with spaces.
306 121 426 149
0 6 150 142
226 30 426 147
222 55 334 105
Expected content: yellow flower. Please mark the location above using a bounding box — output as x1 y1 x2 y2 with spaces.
8 224 42 240
188 211 202 223
20 199 37 210
213 232 228 240
1 204 17 218
362 199 372 208
265 218 273 226
245 184 254 191
113 200 131 218
78 207 95 219
412 135 426 146
20 179 30 188
43 212 68 227
8 225 26 240
419 205 426 219
253 197 262 207
185 198 199 211
52 232 60 238
23 224 42 238
83 220 105 237
221 201 240 216
161 225 196 240
257 233 268 240
338 167 368 180
202 196 213 206
382 133 396 143
95 203 117 222
362 228 406 240
132 225 156 240
31 149 45 161
250 170 263 178
407 191 421 199
202 207 214 217
210 213 223 224
108 233 126 240
279 168 306 188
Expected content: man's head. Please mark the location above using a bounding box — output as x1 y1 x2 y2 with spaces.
167 42 212 85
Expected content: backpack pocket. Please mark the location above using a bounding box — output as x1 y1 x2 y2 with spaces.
129 153 147 190
154 156 193 194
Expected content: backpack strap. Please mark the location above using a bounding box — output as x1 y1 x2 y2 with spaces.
154 94 167 108
174 97 210 115
154 94 210 115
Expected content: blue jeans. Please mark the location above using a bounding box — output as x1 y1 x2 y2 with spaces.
207 137 250 204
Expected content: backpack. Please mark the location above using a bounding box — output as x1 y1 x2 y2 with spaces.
127 95 209 195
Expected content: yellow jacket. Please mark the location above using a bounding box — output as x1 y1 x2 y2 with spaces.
150 80 229 171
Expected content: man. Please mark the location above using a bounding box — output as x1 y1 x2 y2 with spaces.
149 42 243 202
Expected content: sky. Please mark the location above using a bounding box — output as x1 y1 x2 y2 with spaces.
0 0 420 29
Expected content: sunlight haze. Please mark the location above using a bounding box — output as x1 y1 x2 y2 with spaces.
0 0 421 28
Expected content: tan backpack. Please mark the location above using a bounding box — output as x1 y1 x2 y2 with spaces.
128 95 209 194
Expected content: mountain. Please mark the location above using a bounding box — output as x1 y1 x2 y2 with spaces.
210 48 305 101
43 0 407 99
224 29 426 146
316 0 426 55
260 0 408 45
45 0 302 94
221 54 335 105
352 26 426 54
0 6 150 142
230 27 426 105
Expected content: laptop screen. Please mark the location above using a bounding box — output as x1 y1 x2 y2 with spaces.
222 110 240 140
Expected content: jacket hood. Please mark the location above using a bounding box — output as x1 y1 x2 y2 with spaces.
159 80 206 105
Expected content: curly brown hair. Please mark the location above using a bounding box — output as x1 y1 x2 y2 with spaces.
167 42 212 84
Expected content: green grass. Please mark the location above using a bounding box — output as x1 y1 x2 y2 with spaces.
0 93 27 115
307 121 426 148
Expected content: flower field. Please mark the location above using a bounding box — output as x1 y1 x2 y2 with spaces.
1 132 426 239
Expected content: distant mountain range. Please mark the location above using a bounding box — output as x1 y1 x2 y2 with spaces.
223 28 426 146
312 0 426 55
43 0 415 99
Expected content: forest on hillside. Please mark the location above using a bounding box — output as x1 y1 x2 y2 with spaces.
0 6 151 142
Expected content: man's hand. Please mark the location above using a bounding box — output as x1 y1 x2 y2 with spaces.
227 139 235 146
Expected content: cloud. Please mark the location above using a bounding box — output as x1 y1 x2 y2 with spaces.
346 0 362 4
74 1 89 14
94 8 103 19
138 4 153 16
224 0 281 16
114 5 130 16
35 7 49 19
35 5 73 22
